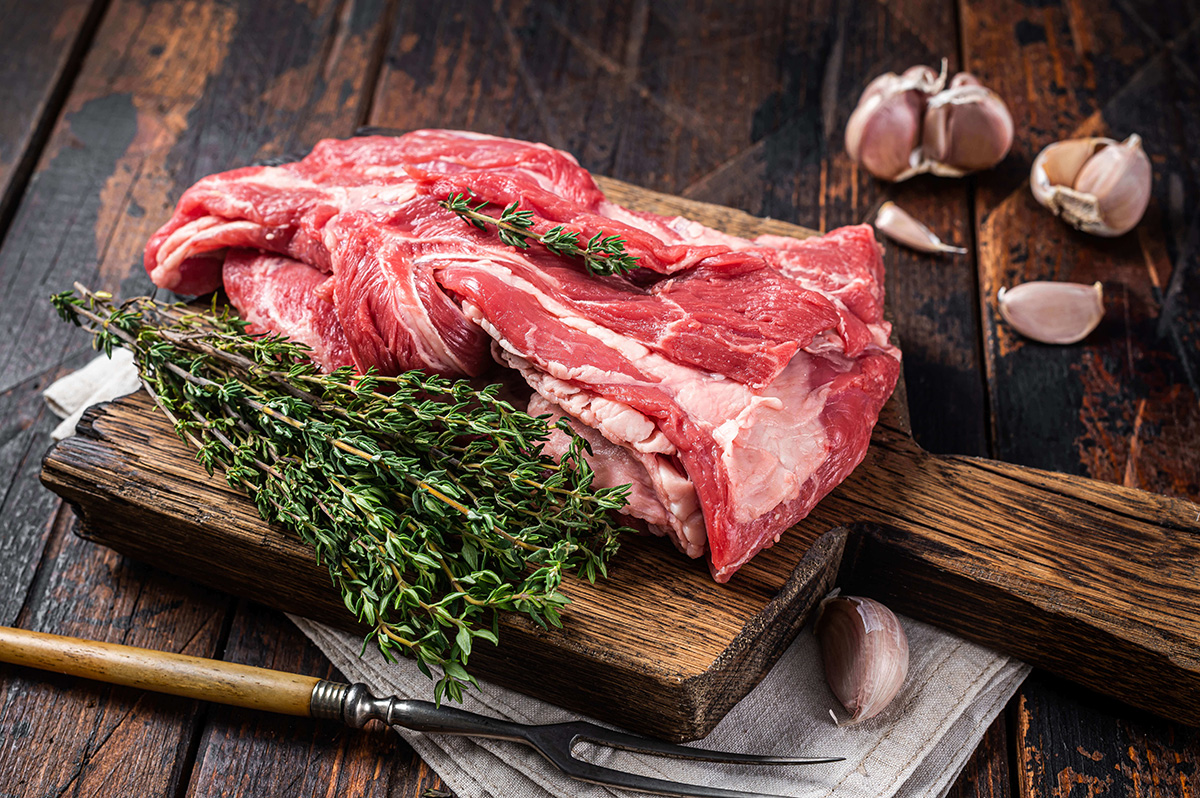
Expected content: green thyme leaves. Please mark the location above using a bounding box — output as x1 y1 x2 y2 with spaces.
440 193 640 277
53 285 627 704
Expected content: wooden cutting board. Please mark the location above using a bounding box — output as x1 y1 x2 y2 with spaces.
40 178 1200 741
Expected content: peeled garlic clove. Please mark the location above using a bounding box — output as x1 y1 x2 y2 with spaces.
1030 135 1152 236
815 593 909 724
874 202 966 255
846 65 945 181
921 75 1014 175
997 281 1104 344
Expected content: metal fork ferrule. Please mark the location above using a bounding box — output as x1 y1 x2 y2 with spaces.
308 679 349 721
310 680 397 728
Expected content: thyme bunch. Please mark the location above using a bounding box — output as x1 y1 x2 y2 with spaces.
53 286 628 703
440 193 640 277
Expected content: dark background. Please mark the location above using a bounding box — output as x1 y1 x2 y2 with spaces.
0 1 1197 795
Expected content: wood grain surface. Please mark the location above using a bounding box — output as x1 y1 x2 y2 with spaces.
0 0 412 794
0 0 1197 795
961 0 1200 793
0 0 106 230
185 600 449 798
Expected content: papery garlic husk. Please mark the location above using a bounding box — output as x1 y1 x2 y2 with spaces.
997 281 1104 344
815 592 909 724
873 202 966 255
921 73 1014 176
1030 135 1151 237
845 64 946 181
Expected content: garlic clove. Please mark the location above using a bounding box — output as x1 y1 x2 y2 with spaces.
845 65 945 181
873 202 967 255
1030 135 1152 237
1072 134 1152 237
815 592 909 724
997 281 1104 344
921 77 1014 175
1030 138 1101 209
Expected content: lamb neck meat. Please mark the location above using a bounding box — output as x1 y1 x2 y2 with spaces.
144 129 901 582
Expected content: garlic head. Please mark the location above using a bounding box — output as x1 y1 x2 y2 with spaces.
1030 135 1151 237
997 281 1104 344
815 592 909 724
846 63 1012 181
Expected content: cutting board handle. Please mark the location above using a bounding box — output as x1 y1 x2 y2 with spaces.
835 430 1200 725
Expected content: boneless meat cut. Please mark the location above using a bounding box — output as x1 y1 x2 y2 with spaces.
145 130 901 582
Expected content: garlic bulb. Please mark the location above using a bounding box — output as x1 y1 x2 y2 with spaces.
873 202 966 254
845 65 945 181
921 73 1014 176
815 592 909 724
997 281 1104 344
1030 134 1151 236
846 64 1012 181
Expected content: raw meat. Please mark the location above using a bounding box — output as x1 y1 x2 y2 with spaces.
145 130 900 582
222 249 354 373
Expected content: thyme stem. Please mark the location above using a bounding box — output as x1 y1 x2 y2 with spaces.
439 193 640 277
52 286 628 703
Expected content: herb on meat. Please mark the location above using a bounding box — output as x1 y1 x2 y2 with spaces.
440 193 640 277
53 285 627 703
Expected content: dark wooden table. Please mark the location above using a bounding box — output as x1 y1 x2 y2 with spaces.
0 1 1197 795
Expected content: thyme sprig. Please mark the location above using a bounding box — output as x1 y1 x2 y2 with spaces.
53 285 628 703
440 192 640 277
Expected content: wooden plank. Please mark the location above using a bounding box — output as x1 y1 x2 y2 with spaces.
0 0 397 793
946 713 1014 798
963 0 1200 494
961 0 1200 795
1014 671 1200 798
186 602 448 798
0 0 107 230
0 510 230 796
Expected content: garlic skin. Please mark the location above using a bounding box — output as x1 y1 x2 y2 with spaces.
921 73 1014 176
874 202 966 255
1030 135 1152 237
997 281 1104 345
815 593 909 724
845 65 945 181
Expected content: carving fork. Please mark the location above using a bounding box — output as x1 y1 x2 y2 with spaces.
0 626 840 798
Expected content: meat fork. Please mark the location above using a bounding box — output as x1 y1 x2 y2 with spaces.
0 626 839 798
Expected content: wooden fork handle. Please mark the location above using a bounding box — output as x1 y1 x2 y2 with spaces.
0 625 320 716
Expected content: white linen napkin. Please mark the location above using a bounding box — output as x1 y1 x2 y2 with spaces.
44 348 141 440
45 353 1031 798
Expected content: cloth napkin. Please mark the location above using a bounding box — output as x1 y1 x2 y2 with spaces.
45 352 1031 798
43 347 141 441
